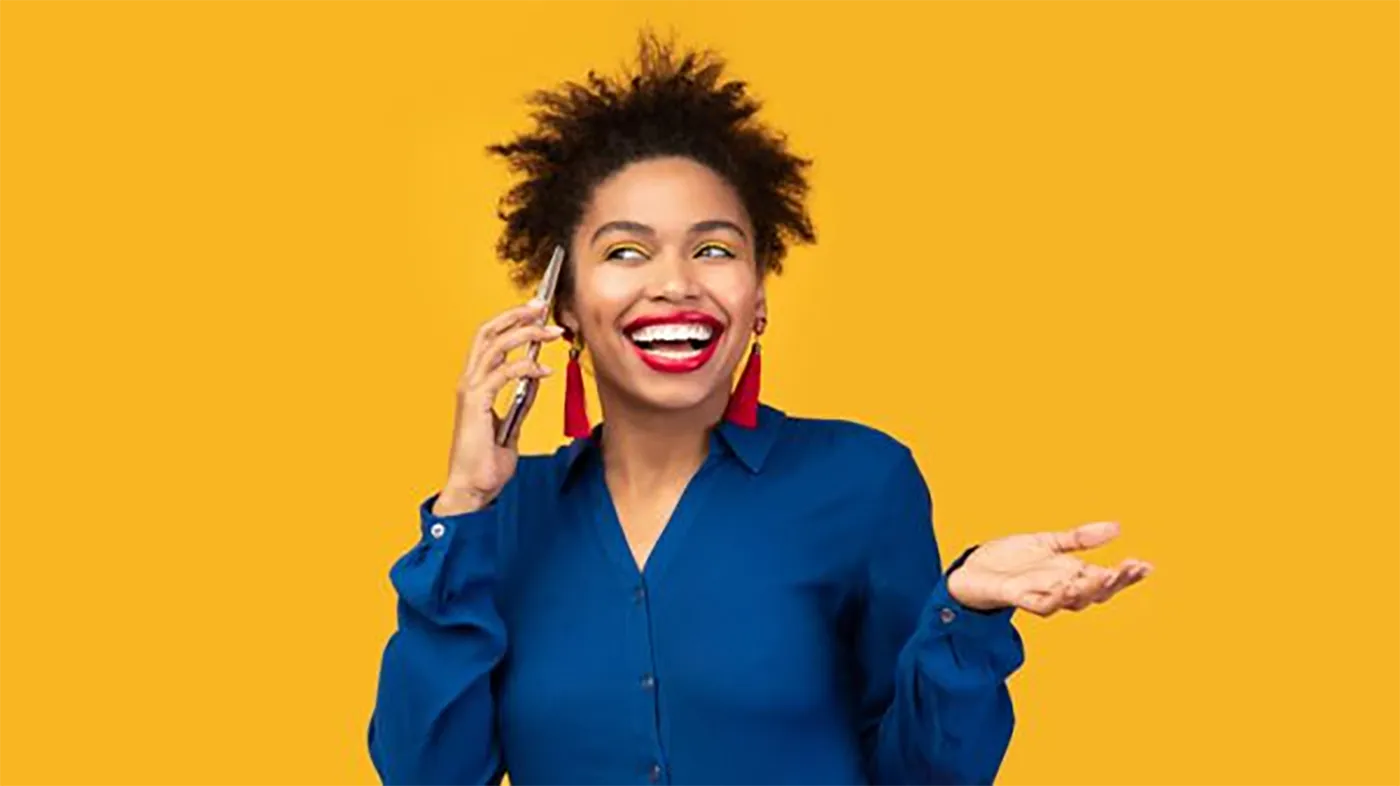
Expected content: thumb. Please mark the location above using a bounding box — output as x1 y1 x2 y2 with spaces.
1047 520 1120 553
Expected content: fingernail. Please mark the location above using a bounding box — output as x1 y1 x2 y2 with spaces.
546 325 566 335
528 298 546 309
539 365 553 375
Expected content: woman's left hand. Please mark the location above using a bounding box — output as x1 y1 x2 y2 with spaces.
946 521 1152 616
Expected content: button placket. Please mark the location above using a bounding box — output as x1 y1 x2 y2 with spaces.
629 580 666 782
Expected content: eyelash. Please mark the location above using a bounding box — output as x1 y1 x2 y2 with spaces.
695 243 736 259
604 243 649 262
603 242 737 261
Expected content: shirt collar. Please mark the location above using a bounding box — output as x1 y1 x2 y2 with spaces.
712 402 785 473
556 403 786 491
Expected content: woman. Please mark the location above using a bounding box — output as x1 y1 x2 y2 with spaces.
369 34 1151 786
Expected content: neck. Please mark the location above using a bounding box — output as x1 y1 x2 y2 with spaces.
595 384 729 490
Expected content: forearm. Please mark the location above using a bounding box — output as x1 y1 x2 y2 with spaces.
867 579 1024 785
369 492 508 785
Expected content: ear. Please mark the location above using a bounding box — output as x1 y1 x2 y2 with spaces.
754 282 768 333
553 238 584 336
555 302 581 336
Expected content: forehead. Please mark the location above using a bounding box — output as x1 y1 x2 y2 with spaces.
580 156 750 233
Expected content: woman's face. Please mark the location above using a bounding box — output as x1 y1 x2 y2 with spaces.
561 156 764 419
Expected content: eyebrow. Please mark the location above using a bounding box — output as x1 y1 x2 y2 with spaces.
590 219 748 245
689 220 747 240
591 220 656 244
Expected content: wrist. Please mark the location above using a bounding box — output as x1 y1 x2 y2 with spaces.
946 561 1010 612
432 482 493 516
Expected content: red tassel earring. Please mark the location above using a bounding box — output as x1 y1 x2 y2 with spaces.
563 331 591 439
723 319 764 428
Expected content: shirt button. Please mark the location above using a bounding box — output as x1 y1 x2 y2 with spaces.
633 585 647 604
429 522 446 539
939 607 957 624
648 763 663 782
640 673 656 690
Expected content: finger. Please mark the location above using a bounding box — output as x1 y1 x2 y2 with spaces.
479 299 549 340
1096 560 1153 603
465 301 550 378
1108 562 1153 598
1017 582 1073 617
1065 565 1112 611
503 365 545 451
1087 559 1138 603
1022 589 1068 617
466 324 561 389
1064 564 1109 610
1046 520 1121 554
1088 567 1125 604
469 324 566 387
468 357 554 414
471 303 550 378
1003 556 1087 597
1056 569 1087 611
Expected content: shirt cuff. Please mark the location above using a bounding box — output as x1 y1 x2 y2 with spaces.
417 490 497 543
923 577 1016 640
923 546 1016 639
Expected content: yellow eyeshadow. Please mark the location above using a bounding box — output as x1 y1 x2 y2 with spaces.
604 242 648 256
697 241 737 255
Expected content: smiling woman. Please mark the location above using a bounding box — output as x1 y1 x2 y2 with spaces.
367 30 1152 786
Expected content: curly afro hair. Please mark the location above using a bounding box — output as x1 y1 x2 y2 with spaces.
486 31 816 293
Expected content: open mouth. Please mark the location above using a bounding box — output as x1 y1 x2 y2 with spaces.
623 312 725 373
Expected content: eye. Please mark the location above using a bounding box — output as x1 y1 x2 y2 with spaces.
604 243 649 262
694 242 736 259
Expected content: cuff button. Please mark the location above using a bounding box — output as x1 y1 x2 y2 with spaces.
939 607 957 624
429 522 447 539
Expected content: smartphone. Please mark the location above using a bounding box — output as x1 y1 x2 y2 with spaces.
495 244 566 446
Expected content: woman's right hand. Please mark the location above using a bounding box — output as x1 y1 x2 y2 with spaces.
434 299 565 516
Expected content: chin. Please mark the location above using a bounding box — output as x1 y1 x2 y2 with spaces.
628 376 728 414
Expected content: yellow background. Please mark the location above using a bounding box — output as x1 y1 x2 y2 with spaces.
2 1 1396 784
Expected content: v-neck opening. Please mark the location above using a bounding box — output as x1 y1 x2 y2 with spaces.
587 451 721 586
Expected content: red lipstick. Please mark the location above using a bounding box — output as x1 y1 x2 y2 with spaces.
622 311 725 374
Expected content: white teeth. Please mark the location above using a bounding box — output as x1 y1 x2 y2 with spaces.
628 322 715 343
643 346 703 360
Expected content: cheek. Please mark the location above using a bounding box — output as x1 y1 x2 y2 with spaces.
701 266 760 326
574 266 644 333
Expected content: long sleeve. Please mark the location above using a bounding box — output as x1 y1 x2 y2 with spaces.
857 447 1026 786
368 491 508 785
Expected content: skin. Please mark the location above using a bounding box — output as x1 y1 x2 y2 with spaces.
555 157 764 567
559 157 764 426
439 155 1152 615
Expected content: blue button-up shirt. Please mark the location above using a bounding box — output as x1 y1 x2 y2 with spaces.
369 404 1024 785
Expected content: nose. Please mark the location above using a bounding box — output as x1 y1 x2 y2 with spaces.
649 248 701 302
